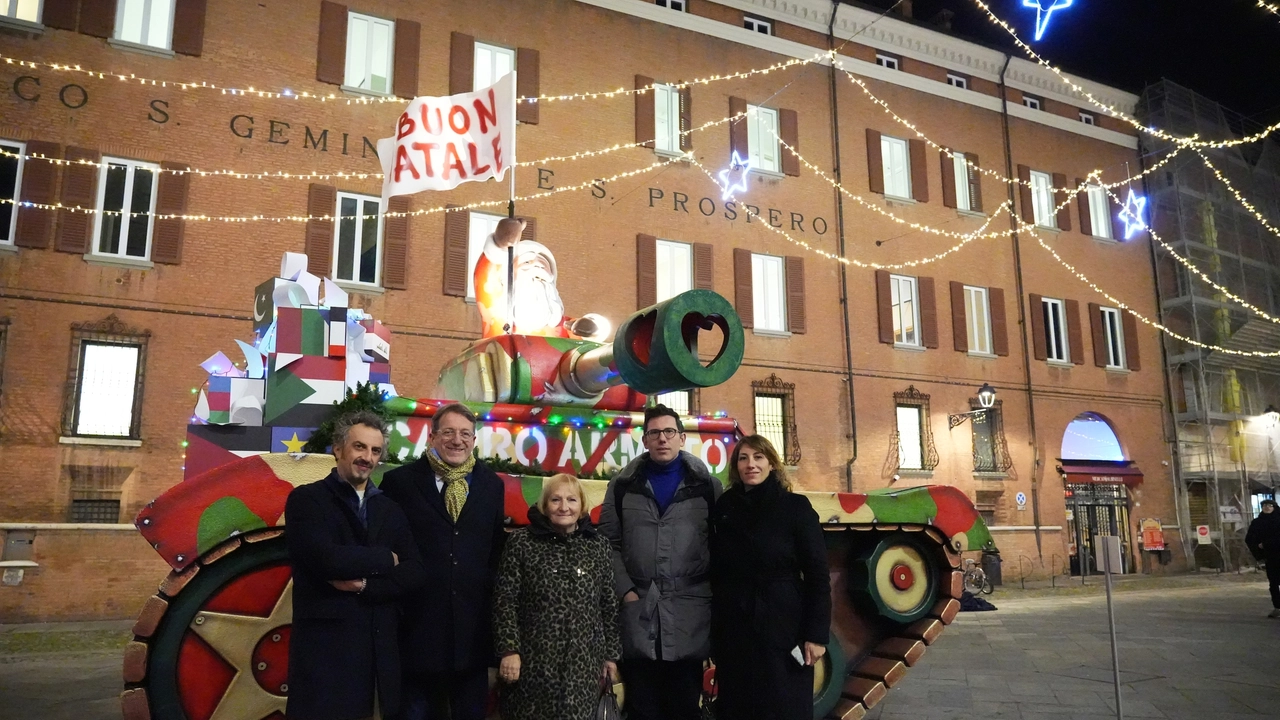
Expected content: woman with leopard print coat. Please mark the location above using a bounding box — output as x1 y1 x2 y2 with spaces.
494 474 622 720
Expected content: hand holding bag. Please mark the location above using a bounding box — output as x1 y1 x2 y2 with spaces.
594 679 621 720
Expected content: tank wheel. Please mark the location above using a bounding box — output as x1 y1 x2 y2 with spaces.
849 533 940 625
810 626 848 719
126 533 292 720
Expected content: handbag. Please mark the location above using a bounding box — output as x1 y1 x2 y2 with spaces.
699 664 719 720
594 680 622 720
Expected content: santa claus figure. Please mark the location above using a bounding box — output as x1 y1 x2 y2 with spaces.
474 217 608 340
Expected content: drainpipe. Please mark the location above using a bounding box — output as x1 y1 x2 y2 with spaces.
998 54 1044 558
829 1 857 491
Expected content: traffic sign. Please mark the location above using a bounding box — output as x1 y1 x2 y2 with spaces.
1195 524 1212 545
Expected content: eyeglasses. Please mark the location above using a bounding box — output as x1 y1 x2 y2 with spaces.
643 428 682 440
436 429 475 442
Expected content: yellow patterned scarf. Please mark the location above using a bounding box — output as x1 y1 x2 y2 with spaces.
426 450 477 522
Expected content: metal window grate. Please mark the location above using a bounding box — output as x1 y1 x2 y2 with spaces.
751 374 801 465
969 399 1014 473
888 386 939 472
69 499 121 524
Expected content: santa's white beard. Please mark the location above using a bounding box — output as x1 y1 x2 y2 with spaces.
510 275 565 332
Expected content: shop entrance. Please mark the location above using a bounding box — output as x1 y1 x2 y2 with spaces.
1059 412 1143 576
1066 482 1133 575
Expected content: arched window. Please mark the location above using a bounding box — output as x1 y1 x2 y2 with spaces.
1061 412 1125 461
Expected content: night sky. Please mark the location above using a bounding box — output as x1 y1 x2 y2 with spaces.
855 0 1280 128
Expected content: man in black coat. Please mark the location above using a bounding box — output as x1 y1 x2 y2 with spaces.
286 411 425 720
380 402 506 720
1245 498 1280 618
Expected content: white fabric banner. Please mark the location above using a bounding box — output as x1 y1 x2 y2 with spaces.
378 72 516 198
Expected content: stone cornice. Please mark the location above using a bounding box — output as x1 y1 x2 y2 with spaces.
705 0 1138 114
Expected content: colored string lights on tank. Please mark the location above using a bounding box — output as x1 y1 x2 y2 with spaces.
970 0 1280 149
0 156 686 222
0 50 823 106
1027 226 1280 357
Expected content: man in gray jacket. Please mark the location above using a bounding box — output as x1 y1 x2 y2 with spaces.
598 404 722 720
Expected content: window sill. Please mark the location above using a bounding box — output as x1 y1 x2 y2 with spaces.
752 328 792 339
1105 366 1131 375
956 209 987 219
108 38 175 59
1090 234 1119 244
58 436 142 448
0 560 39 568
0 15 43 35
1046 360 1073 369
1032 224 1060 234
973 471 1009 480
893 342 925 352
341 84 395 100
334 280 385 296
750 166 785 180
654 148 690 161
895 469 933 479
885 195 916 207
83 253 155 270
967 350 998 359
0 243 18 255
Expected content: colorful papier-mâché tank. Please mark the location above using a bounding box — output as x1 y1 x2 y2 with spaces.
121 250 996 720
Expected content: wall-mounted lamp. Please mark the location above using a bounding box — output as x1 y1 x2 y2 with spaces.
949 383 997 429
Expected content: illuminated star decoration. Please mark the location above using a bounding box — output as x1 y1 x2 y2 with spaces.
717 150 754 201
1117 189 1148 239
1022 0 1074 41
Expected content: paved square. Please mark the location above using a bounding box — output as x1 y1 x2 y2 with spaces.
868 580 1280 720
1 580 1276 719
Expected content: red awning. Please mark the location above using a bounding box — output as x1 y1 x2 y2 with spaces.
1061 463 1144 487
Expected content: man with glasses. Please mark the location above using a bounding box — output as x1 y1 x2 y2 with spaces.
380 403 506 720
599 404 722 720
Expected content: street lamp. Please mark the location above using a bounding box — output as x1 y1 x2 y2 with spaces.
949 383 998 429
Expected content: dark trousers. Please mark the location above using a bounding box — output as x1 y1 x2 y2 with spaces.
398 668 489 720
619 658 703 720
1267 556 1280 609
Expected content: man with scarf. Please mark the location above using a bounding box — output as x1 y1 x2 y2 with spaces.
380 403 507 720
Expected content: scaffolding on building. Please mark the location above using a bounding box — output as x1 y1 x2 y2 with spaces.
1138 79 1280 570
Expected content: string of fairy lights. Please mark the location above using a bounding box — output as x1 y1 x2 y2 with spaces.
970 0 1280 150
0 156 686 222
0 111 749 182
1095 183 1280 327
0 51 828 106
8 4 1280 356
1258 0 1280 19
1192 149 1280 241
1026 226 1280 358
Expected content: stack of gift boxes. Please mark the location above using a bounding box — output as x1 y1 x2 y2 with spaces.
185 253 394 479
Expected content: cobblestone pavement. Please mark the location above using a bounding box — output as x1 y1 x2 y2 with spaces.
868 579 1280 720
0 580 1276 719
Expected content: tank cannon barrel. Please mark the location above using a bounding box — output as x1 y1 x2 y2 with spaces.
560 289 744 398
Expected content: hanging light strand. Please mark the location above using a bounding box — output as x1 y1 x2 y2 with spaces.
0 156 686 222
832 60 1179 191
969 0 1280 149
1027 226 1280 357
1191 149 1280 240
687 157 1010 268
764 125 1183 242
0 112 746 182
0 51 821 107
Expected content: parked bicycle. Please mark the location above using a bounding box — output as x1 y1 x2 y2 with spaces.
963 557 994 595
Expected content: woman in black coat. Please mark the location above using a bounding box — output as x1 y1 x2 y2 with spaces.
709 435 832 720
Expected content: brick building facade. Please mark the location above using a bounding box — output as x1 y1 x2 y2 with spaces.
0 0 1182 621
